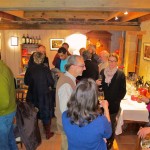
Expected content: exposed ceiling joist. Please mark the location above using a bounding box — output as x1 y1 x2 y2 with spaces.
0 23 140 31
0 11 16 21
4 11 24 18
138 14 150 22
24 11 110 20
120 12 150 22
0 0 149 30
0 0 150 11
104 12 122 21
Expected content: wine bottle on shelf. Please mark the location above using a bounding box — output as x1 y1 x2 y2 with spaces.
35 36 38 44
26 34 29 44
38 35 41 44
32 36 35 44
29 36 32 44
22 34 26 44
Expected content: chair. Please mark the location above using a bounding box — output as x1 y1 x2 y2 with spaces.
15 76 28 89
16 89 27 102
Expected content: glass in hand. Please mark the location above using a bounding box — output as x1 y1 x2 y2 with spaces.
98 91 105 102
98 75 102 81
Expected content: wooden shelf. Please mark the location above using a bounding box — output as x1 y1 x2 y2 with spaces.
21 44 39 71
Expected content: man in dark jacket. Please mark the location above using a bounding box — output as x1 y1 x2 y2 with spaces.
79 50 99 80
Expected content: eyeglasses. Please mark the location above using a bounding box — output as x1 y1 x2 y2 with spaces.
74 64 85 68
108 59 117 63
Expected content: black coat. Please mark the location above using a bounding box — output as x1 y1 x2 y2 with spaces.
79 59 99 81
100 69 126 114
24 64 54 120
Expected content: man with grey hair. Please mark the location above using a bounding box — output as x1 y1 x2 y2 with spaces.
99 50 109 73
55 55 85 150
87 44 101 65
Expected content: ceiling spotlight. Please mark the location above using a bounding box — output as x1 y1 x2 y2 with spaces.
124 11 128 15
115 16 118 20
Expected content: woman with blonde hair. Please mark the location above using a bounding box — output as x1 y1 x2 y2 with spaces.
99 53 126 149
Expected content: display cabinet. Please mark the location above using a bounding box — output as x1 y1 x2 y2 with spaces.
21 44 39 71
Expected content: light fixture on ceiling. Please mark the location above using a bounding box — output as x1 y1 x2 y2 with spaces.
124 11 128 15
11 36 18 46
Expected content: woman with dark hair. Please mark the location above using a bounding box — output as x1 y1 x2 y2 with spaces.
62 78 112 150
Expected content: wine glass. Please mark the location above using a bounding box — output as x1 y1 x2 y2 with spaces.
98 91 105 102
98 75 102 82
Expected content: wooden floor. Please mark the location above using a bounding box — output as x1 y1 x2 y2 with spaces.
18 118 142 150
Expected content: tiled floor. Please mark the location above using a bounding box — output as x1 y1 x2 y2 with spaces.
18 118 142 150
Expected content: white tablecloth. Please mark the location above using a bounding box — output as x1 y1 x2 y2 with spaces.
115 95 149 135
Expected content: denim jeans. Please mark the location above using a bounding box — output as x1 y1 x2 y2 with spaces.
0 111 18 150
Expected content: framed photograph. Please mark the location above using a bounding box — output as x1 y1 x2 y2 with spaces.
143 43 150 60
50 38 64 50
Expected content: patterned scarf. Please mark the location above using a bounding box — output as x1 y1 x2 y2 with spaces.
104 66 118 85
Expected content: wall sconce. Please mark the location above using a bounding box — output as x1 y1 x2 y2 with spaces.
11 36 18 46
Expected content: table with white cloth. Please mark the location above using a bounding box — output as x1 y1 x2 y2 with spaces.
115 95 149 135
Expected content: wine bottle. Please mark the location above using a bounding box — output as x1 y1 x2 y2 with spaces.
38 35 41 44
26 34 29 44
32 36 35 44
29 36 32 44
22 34 26 44
35 36 38 44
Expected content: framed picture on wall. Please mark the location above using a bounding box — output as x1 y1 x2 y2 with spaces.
50 38 64 50
143 43 150 60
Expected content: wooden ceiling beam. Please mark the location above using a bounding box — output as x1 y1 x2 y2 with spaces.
4 11 24 18
0 0 150 11
0 11 16 21
138 14 150 22
24 11 110 20
0 23 140 31
120 12 150 22
104 12 122 21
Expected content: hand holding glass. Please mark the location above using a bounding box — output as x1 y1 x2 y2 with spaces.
98 91 104 102
98 75 102 82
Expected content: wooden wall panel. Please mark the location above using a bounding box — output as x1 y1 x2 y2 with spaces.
0 30 121 77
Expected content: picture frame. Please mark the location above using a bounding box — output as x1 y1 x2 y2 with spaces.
50 38 64 50
143 43 150 60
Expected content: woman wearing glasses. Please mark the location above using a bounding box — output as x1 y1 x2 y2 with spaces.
99 53 126 149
